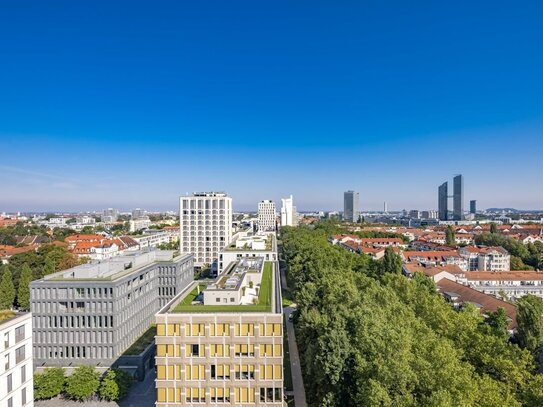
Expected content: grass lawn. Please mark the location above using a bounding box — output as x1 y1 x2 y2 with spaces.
173 262 273 313
180 284 208 305
123 325 156 355
0 310 15 323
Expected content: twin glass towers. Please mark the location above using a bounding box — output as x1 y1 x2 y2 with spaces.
438 174 464 221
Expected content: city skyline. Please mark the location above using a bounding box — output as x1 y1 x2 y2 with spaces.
2 2 543 211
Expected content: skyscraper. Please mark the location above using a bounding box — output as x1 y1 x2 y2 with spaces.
453 174 464 220
438 182 448 221
383 201 388 213
280 195 294 226
343 190 360 223
179 192 232 268
258 200 277 232
470 200 477 214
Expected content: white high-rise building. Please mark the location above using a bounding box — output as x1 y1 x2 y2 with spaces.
0 312 33 407
258 200 277 232
281 195 294 226
180 192 232 267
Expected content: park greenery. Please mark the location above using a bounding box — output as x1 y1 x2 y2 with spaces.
34 366 133 402
281 223 543 407
0 242 85 310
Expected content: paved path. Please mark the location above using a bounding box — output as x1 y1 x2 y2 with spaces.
120 369 156 407
280 261 308 407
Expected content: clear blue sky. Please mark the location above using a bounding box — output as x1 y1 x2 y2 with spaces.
1 1 542 212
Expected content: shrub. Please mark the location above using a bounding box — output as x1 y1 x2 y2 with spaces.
64 365 100 401
99 368 133 401
34 367 65 399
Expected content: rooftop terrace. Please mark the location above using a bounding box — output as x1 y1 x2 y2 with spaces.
170 261 274 313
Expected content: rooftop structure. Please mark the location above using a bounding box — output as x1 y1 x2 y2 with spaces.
218 232 277 275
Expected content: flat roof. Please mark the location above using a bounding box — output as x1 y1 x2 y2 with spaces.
34 250 191 283
160 260 276 314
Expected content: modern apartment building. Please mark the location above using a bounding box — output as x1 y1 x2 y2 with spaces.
180 192 233 268
343 191 360 223
257 201 276 232
459 246 511 271
0 312 33 407
155 257 283 406
30 250 193 371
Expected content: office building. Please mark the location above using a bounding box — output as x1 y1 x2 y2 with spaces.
132 208 146 220
102 208 119 223
155 257 283 406
30 250 193 370
470 200 477 214
383 201 388 213
409 210 420 219
129 218 151 232
180 192 233 267
453 174 464 220
438 182 448 221
280 195 295 227
343 191 360 223
0 312 33 407
421 210 438 219
258 201 276 232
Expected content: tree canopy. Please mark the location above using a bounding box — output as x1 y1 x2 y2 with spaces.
281 225 543 407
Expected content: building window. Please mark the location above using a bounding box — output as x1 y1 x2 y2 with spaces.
15 345 25 364
21 365 26 383
15 326 24 343
7 373 13 392
21 387 26 405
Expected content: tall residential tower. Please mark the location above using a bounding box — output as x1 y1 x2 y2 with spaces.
258 200 276 232
180 192 233 267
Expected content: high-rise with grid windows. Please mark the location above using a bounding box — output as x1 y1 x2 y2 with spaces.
180 192 233 269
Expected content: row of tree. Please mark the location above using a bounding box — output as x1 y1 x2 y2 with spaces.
34 366 133 402
281 224 543 406
0 243 84 311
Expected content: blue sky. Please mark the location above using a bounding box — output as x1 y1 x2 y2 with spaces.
1 1 542 212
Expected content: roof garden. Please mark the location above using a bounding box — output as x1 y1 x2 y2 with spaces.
172 261 273 313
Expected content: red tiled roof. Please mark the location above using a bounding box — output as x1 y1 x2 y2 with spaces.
436 277 517 329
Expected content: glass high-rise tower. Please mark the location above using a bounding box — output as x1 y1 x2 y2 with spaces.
453 174 464 220
438 182 448 221
343 190 360 223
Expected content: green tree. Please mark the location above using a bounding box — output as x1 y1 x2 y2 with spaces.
446 225 456 246
43 256 56 277
485 307 510 342
516 295 543 354
65 365 100 401
0 269 15 309
381 247 402 275
34 367 65 399
17 264 32 310
99 368 133 401
490 222 499 234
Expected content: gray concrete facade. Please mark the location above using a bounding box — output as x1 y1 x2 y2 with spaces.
30 250 193 370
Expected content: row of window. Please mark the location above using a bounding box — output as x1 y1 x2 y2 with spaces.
157 343 282 358
3 325 25 352
157 323 282 337
5 386 28 406
157 363 282 380
4 346 26 372
37 345 114 360
157 387 282 403
35 315 114 329
181 199 229 209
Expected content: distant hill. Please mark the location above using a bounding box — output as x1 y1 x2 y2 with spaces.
486 208 542 213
